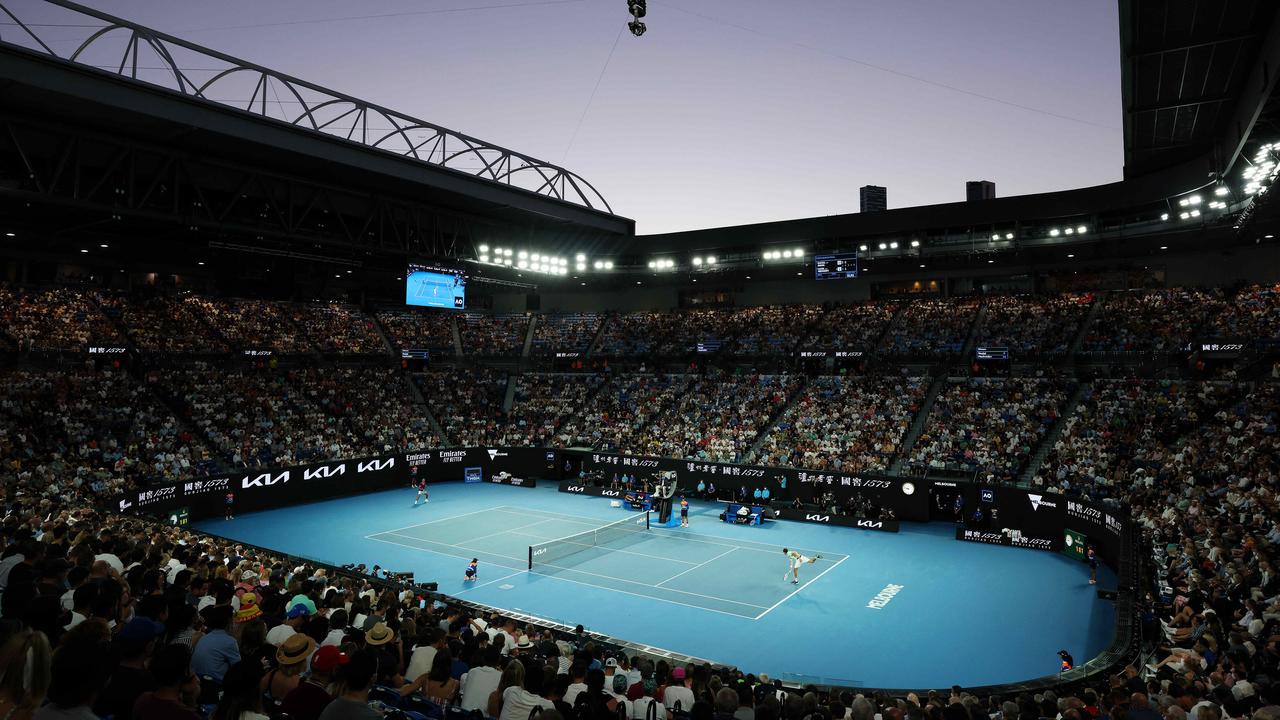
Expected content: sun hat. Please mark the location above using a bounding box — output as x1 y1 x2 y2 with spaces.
366 622 394 646
234 592 263 623
277 633 316 666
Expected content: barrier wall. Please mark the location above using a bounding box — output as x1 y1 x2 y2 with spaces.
117 446 560 520
578 452 929 521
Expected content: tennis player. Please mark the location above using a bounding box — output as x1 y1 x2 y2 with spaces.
680 498 690 527
782 547 820 584
413 477 429 506
1087 546 1098 584
464 558 478 582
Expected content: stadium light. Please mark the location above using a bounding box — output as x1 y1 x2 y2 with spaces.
1160 213 1169 221
1004 233 1014 240
991 234 1000 241
1064 228 1074 235
1067 254 1075 258
1188 195 1202 205
1190 209 1201 217
1049 228 1060 237
1179 212 1190 220
518 260 528 269
604 261 614 269
877 243 887 250
910 240 920 247
859 245 868 252
1160 245 1168 250
3 232 12 237
518 250 528 259
889 241 899 249
503 248 512 256
706 256 716 265
478 244 489 253
1215 187 1229 196
795 248 805 256
1076 225 1087 234
575 253 586 261
692 257 703 266
783 250 793 258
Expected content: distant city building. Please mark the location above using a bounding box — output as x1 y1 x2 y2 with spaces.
966 180 996 202
860 185 887 213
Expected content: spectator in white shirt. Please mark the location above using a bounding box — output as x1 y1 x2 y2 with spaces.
663 667 695 713
459 646 504 713
265 603 309 646
498 660 554 720
564 664 589 708
406 628 445 683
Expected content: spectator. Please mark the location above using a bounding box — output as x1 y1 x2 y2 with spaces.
132 644 201 720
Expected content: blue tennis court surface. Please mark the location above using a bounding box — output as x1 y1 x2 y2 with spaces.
366 505 847 618
194 482 1115 688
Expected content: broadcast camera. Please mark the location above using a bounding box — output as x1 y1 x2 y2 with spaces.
627 0 646 36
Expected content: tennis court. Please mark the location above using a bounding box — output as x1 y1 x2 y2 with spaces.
366 505 847 619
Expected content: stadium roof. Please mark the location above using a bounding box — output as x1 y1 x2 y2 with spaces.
1120 0 1280 179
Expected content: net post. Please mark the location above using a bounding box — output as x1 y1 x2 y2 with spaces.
527 545 533 570
645 510 651 530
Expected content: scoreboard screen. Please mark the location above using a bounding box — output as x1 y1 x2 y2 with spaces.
814 252 858 280
975 346 1009 360
406 264 465 309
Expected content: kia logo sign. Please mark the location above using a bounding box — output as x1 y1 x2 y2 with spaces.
357 458 394 473
242 471 290 488
303 464 346 480
601 490 620 497
805 514 831 523
566 486 585 493
856 520 883 529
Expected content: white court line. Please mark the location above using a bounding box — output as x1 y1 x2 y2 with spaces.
373 532 529 565
494 502 844 558
656 546 738 588
450 518 559 546
367 526 763 619
505 532 701 566
529 561 767 609
455 569 525 594
752 554 848 620
375 506 501 536
524 566 764 619
364 533 527 571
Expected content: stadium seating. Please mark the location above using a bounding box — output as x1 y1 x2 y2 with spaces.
1 282 1279 716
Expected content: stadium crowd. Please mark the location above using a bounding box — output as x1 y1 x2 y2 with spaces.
750 376 927 472
974 294 1094 356
620 372 802 463
531 314 601 356
0 282 1279 719
461 315 530 357
376 310 457 355
1079 289 1226 353
910 378 1071 482
881 298 980 357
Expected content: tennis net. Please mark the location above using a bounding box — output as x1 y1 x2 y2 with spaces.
527 512 650 570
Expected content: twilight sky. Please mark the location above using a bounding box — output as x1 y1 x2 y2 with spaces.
56 0 1122 234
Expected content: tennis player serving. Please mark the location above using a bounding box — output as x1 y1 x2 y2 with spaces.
782 547 821 584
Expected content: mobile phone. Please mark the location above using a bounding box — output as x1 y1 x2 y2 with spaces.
419 599 427 609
